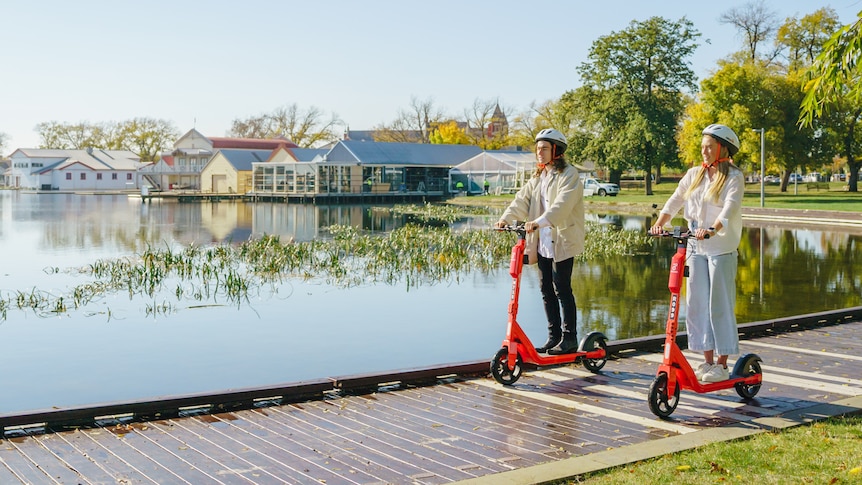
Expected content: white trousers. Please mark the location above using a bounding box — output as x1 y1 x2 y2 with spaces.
684 244 740 356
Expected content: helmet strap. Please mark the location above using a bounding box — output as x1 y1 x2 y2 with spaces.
702 157 731 170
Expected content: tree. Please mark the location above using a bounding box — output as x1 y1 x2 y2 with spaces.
36 121 106 149
35 119 178 163
373 96 445 143
682 61 818 191
0 132 8 156
720 0 781 62
799 12 862 191
114 118 179 164
577 16 700 194
428 120 471 145
776 7 841 72
229 103 342 147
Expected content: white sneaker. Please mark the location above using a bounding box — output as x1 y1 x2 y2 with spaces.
694 362 713 380
700 365 730 383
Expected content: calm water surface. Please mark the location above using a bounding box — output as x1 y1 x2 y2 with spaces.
1 191 860 413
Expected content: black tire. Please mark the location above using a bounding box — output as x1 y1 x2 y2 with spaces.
732 353 763 399
491 347 522 385
579 332 608 373
648 373 680 419
598 188 607 196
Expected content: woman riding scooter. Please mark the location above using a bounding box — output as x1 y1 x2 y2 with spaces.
494 129 585 355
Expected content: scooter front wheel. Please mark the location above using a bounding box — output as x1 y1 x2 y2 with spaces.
648 372 680 419
732 353 763 399
491 348 522 385
579 332 608 373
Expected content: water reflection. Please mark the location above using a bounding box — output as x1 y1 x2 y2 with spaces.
3 191 860 331
1 191 861 412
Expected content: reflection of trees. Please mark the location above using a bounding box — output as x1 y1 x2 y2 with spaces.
574 249 673 340
574 225 862 340
737 228 862 321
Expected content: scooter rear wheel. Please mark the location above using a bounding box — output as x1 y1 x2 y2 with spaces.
732 353 763 399
648 372 680 419
579 332 608 373
491 347 522 385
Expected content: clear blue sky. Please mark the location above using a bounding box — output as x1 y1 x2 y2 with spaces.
1 0 860 153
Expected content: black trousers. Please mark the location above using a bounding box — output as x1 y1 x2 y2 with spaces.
536 254 577 338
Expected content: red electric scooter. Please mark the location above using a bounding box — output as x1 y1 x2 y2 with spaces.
490 223 608 385
647 227 763 418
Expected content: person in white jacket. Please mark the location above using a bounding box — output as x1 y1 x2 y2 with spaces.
495 129 585 354
649 124 744 383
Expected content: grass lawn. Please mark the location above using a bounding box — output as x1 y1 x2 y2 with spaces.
569 415 862 485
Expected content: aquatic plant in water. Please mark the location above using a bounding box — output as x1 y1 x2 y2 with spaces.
0 221 651 320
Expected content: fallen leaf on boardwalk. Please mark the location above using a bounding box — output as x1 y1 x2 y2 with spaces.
431 423 443 427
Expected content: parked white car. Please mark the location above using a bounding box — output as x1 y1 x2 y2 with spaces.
582 178 620 197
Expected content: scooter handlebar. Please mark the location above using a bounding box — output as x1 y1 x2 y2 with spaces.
494 222 526 234
648 227 708 239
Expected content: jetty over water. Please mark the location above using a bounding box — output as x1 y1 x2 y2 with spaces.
1 308 861 484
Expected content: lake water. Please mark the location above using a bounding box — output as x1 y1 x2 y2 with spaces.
1 191 860 413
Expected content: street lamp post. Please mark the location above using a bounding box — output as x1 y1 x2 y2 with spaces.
752 128 765 207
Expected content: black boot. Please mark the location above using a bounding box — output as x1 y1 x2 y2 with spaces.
547 333 579 355
535 334 561 353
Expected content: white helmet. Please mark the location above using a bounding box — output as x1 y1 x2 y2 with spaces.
535 128 568 152
702 124 740 156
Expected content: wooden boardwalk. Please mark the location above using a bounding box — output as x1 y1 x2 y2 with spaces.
1 315 861 484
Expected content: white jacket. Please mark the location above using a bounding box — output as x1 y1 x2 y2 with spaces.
499 164 585 263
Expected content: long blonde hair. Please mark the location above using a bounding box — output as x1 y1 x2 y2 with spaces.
684 144 741 203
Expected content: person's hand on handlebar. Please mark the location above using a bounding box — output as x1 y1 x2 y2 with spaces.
693 227 715 240
494 220 507 230
523 221 539 233
648 224 665 236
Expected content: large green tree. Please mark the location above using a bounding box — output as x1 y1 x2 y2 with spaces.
799 11 862 192
681 62 817 191
577 16 700 194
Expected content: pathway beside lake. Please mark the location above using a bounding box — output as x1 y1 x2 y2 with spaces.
1 313 860 484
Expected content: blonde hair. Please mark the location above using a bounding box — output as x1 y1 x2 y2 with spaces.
684 144 740 203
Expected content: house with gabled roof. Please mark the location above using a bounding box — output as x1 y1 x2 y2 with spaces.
141 128 300 191
8 148 144 190
200 149 273 194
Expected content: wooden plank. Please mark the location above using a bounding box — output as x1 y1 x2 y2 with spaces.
36 431 132 484
169 414 356 484
234 407 412 484
351 387 568 463
112 421 257 484
197 412 387 484
0 438 54 484
300 396 504 477
72 424 214 484
262 404 441 480
6 435 87 484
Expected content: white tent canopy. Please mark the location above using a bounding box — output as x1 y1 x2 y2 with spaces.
448 150 536 194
